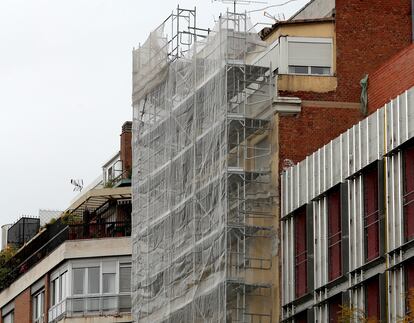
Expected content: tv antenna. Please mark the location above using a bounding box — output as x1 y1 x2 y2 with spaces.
70 179 84 192
213 0 267 13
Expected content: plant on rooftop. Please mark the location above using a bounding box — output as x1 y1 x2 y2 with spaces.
0 246 17 290
104 180 114 188
61 212 82 225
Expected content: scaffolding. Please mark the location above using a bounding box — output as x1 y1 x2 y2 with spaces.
132 7 275 322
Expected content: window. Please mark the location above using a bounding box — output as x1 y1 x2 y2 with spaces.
2 311 14 323
363 165 380 261
403 145 414 241
329 295 342 323
102 261 116 294
33 289 44 323
288 65 330 75
73 268 85 295
88 267 100 294
328 187 342 281
365 277 380 321
287 39 332 76
103 273 116 293
51 271 68 305
295 207 307 298
119 263 132 293
311 66 330 75
289 65 308 74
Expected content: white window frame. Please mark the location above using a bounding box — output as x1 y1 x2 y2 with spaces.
282 36 334 76
32 289 45 323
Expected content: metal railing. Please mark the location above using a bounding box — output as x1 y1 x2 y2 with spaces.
48 294 131 322
68 222 131 240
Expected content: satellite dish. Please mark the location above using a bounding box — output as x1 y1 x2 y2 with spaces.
70 179 84 192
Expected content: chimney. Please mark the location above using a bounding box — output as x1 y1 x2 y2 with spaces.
120 121 132 179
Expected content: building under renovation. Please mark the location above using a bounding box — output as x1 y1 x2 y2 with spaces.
132 1 413 322
132 8 276 323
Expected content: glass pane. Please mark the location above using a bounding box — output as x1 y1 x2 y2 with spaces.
52 278 60 304
103 273 115 293
288 65 308 74
311 66 330 75
61 272 68 300
3 312 14 323
88 267 100 294
73 268 85 295
119 266 131 293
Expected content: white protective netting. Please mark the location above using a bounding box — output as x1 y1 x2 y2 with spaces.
132 10 275 323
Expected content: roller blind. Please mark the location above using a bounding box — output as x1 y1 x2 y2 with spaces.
288 41 332 67
119 266 132 293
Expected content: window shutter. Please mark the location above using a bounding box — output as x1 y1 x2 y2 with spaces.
295 207 307 297
306 203 314 292
404 146 414 240
364 165 380 261
328 187 342 281
365 277 380 320
120 266 132 293
288 41 332 67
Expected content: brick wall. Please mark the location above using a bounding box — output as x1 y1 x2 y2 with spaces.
368 44 414 114
279 105 362 171
120 121 132 178
14 288 31 323
335 0 412 103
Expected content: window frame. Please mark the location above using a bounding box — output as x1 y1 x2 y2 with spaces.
286 36 333 76
32 289 45 323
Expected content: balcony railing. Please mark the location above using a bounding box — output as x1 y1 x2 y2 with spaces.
68 222 131 240
48 294 131 322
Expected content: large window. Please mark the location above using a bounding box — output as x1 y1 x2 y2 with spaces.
32 289 45 323
295 206 307 298
287 38 332 76
403 145 414 241
363 164 380 261
328 187 342 281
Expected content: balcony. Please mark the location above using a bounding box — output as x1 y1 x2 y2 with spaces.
48 294 131 322
0 221 131 293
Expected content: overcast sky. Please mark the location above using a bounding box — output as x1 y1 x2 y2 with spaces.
0 0 308 230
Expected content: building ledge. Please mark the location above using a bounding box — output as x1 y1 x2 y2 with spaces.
272 96 302 115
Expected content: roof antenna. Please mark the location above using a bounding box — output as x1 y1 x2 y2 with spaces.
70 179 84 192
